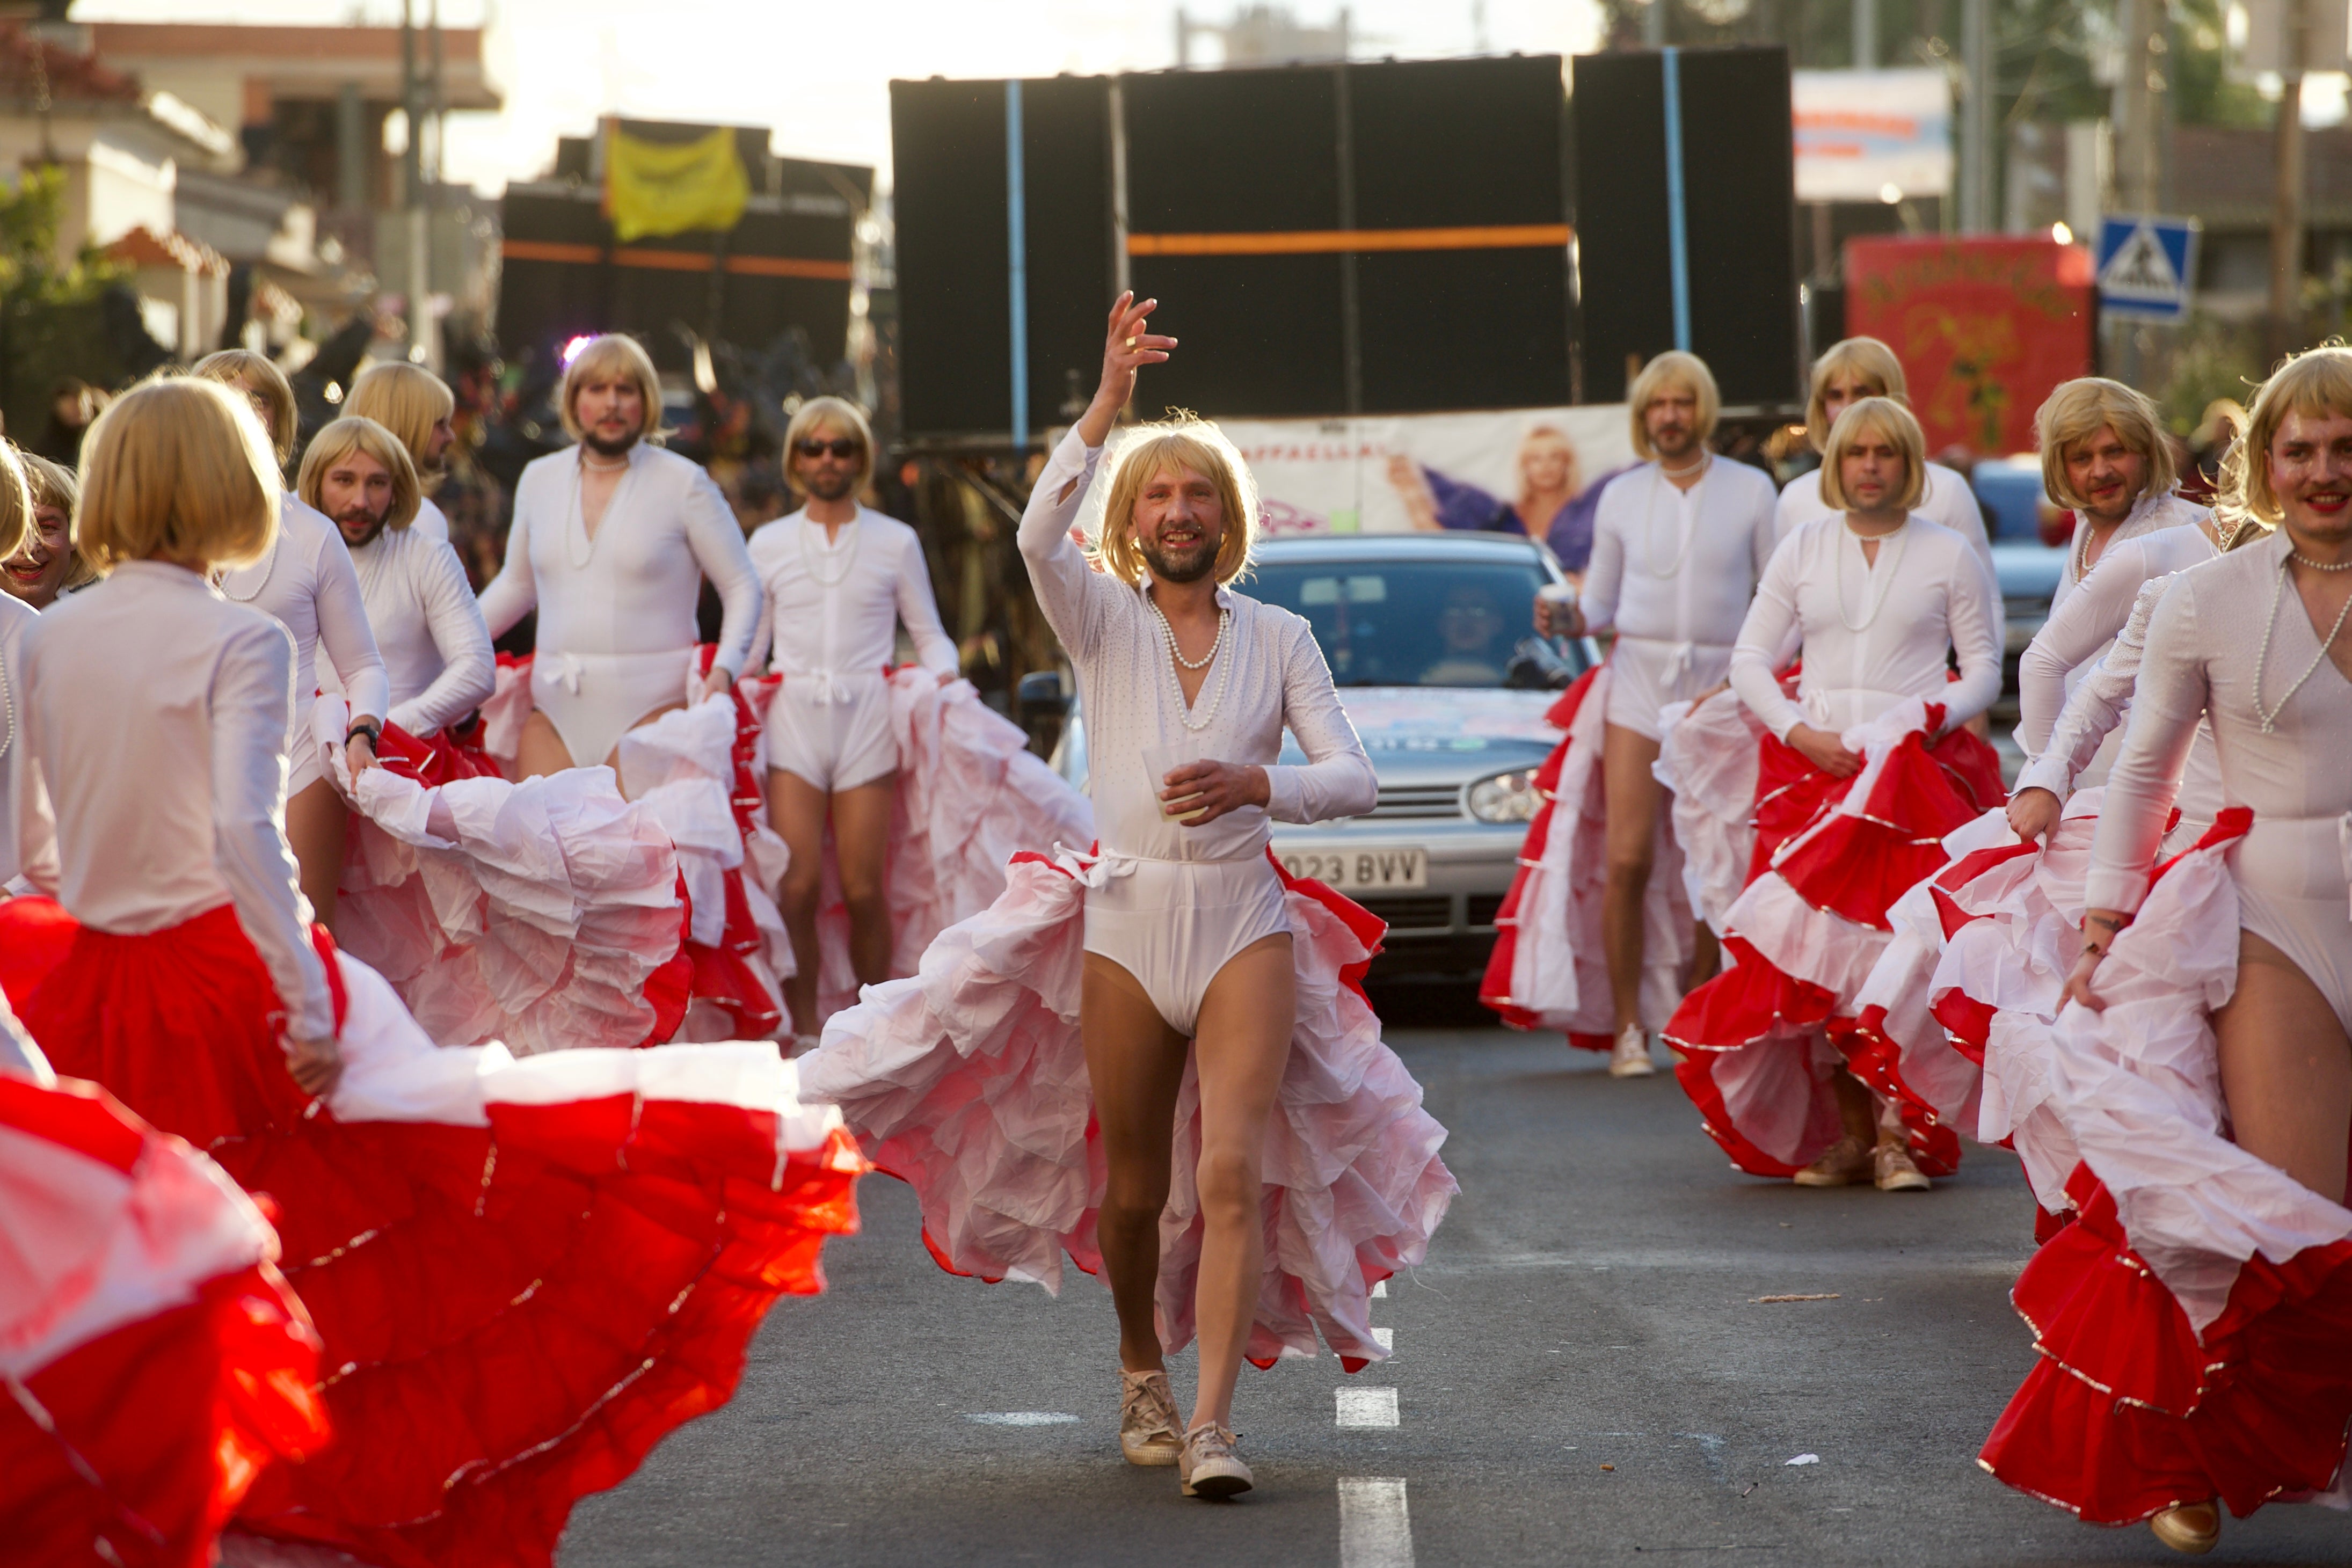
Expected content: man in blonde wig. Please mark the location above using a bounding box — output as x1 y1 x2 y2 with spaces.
1021 297 1382 1499
476 332 760 777
1528 349 1778 1077
2035 376 2208 610
346 361 457 543
298 416 493 746
0 438 36 886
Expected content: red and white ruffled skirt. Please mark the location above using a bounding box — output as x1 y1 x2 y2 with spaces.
797 846 1456 1370
1663 698 2007 1178
1978 811 2352 1523
1481 665 1693 1047
1 1064 328 1568
0 898 863 1568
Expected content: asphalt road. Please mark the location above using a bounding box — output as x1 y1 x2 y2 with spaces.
559 987 2348 1568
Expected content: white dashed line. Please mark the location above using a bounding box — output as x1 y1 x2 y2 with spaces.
1371 1325 1394 1351
1336 1387 1400 1428
1338 1477 1415 1567
962 1412 1078 1425
1372 1280 1388 1297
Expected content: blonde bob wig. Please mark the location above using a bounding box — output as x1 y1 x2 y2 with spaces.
297 416 423 534
80 377 280 571
2224 343 2352 526
1817 396 1927 514
12 446 96 594
2035 377 2177 511
783 395 877 498
346 362 456 487
0 441 29 563
191 348 299 466
1627 350 1722 460
1805 337 1910 451
559 333 667 444
1096 413 1259 587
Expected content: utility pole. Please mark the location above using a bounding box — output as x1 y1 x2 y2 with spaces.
2114 0 2160 213
2268 0 2308 363
1852 0 1876 69
1645 0 1667 49
1958 0 1990 230
401 0 429 364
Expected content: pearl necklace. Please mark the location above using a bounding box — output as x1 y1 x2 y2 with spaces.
1834 515 1910 633
2253 550 2352 734
802 515 862 589
1147 589 1232 731
1640 457 1707 579
217 531 281 603
2291 550 2352 572
0 641 14 770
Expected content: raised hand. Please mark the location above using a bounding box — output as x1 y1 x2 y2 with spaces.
1158 758 1269 827
1076 292 1177 449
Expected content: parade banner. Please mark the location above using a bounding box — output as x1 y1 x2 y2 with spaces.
1792 69 1953 203
1844 237 2095 458
1202 407 1639 559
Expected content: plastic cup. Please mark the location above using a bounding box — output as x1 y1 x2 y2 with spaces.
1142 741 1210 824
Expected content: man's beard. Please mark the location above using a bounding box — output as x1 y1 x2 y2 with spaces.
583 425 640 460
1650 425 1696 461
800 465 857 503
336 507 389 548
1139 533 1219 584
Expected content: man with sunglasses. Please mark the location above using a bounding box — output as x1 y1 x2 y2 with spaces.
744 397 960 1048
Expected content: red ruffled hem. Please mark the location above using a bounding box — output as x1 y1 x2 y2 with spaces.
1980 1169 2352 1523
376 719 503 788
682 647 784 1040
3 901 862 1568
1480 670 1592 1032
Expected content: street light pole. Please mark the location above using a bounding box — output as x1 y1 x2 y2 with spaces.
1853 0 1876 69
402 0 429 363
1959 0 1990 231
2268 0 2308 362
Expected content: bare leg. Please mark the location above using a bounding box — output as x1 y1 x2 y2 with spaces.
2215 930 2352 1204
828 774 899 988
513 709 574 781
1599 723 1665 1034
1184 933 1295 1434
1079 953 1192 1375
768 768 830 1039
603 700 688 775
1687 921 1721 990
285 776 350 931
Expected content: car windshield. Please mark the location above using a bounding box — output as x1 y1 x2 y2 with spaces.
1246 558 1551 688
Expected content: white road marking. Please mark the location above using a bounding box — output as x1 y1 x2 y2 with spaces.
1372 1280 1388 1297
1336 1387 1400 1428
1372 1326 1394 1351
1339 1477 1415 1568
964 1412 1079 1425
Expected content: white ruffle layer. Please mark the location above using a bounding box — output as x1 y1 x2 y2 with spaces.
1655 691 1765 937
798 850 1455 1367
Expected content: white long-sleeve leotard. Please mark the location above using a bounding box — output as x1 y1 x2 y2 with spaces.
2051 491 2211 612
1579 458 1778 647
217 493 391 730
412 494 450 544
2084 528 2352 1025
1020 430 1376 861
1729 513 2003 741
744 507 958 686
478 443 761 674
2016 523 2217 755
13 562 333 1039
319 526 496 737
0 594 32 887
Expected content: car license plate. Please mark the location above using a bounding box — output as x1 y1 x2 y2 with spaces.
1280 848 1428 890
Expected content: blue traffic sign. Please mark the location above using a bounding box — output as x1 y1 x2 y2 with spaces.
2096 215 2200 322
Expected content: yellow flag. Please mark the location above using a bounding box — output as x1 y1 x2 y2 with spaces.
604 125 749 243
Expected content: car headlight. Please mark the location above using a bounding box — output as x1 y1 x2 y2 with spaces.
1467 768 1541 823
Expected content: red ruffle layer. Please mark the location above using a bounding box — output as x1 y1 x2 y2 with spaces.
1480 668 1596 1039
1980 1168 2352 1523
376 719 503 789
2 901 861 1568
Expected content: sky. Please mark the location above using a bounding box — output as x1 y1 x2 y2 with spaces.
74 1 1604 195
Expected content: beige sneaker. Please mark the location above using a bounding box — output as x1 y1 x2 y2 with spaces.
1874 1140 1932 1192
1178 1421 1253 1499
1119 1370 1182 1466
2149 1501 2220 1554
1607 1025 1657 1078
1792 1135 1873 1187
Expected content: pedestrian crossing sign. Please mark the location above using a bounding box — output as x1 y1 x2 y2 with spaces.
2095 215 2199 322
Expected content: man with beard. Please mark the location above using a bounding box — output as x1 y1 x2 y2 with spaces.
478 333 761 777
741 396 959 1047
1010 293 1378 1497
2036 377 2209 612
299 416 493 756
346 362 458 543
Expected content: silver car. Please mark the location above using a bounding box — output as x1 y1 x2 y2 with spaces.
1034 532 1593 978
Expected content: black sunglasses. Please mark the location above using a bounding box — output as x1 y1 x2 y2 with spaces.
795 437 860 460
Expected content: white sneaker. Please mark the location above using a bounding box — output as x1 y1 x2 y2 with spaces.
1179 1421 1253 1499
1119 1370 1182 1466
1608 1025 1657 1077
1874 1140 1932 1192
